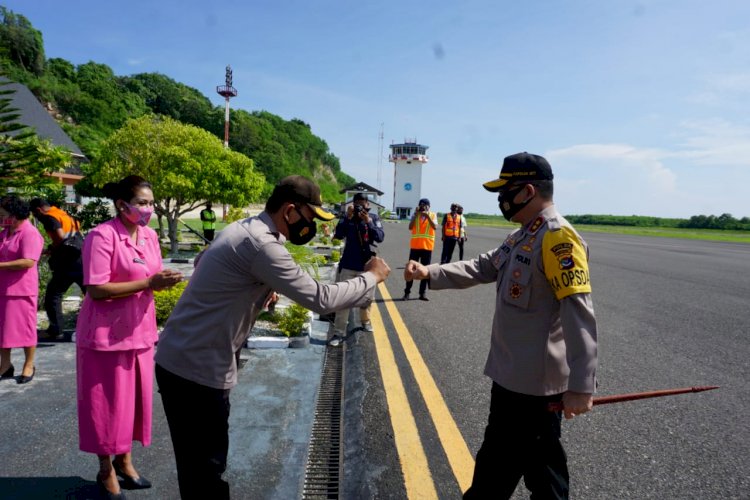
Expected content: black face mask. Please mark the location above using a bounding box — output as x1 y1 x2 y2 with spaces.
498 185 532 221
286 206 317 245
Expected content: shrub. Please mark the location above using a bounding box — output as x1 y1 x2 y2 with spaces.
277 303 309 337
68 199 113 231
153 280 187 325
226 206 246 223
37 257 51 310
330 250 341 263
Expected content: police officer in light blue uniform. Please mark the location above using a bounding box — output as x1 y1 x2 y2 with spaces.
405 152 598 499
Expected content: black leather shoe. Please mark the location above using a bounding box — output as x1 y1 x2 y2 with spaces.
419 295 429 301
0 364 14 379
402 293 410 301
97 474 126 499
114 465 152 490
17 367 34 384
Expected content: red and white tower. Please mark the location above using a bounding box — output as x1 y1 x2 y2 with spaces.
216 65 238 148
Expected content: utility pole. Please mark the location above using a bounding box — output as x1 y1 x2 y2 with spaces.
377 122 384 193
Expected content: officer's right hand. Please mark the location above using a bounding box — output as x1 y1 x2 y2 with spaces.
404 260 428 281
364 256 390 283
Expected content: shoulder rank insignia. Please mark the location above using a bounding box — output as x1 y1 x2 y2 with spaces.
527 216 545 235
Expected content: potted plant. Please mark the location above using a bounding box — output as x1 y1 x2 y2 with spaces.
278 303 312 348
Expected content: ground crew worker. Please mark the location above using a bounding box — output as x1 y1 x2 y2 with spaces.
403 198 437 301
30 198 85 341
404 152 598 499
154 176 391 499
456 204 468 260
440 203 463 264
200 202 217 243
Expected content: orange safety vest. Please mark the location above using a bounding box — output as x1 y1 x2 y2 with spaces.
410 213 436 250
443 213 462 238
45 206 81 239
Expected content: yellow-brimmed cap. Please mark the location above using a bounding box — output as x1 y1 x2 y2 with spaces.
483 152 554 192
274 175 335 221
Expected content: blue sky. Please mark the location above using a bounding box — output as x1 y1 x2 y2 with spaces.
7 0 750 218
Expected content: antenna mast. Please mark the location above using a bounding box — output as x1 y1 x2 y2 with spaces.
377 123 384 192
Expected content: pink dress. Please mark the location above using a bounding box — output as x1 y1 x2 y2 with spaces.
0 219 44 348
75 218 162 454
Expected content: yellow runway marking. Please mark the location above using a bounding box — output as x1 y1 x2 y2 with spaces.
370 302 438 499
378 282 476 493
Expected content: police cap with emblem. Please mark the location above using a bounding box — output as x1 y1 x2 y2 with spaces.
274 175 335 221
483 152 554 192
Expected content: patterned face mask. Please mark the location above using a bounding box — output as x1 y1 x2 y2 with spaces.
123 202 154 227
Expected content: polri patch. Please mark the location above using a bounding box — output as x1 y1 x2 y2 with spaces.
551 242 575 270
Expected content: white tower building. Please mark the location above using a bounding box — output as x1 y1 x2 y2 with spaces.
389 139 429 219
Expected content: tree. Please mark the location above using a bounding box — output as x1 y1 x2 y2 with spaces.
88 115 265 253
0 7 45 75
0 82 71 191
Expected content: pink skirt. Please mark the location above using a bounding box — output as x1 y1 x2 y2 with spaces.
0 296 38 348
77 346 154 455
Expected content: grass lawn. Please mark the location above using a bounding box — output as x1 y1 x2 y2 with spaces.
463 216 750 244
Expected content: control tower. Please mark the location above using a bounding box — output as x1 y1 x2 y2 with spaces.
389 139 429 219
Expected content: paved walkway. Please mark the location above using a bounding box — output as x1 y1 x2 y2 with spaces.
0 339 326 499
0 261 337 499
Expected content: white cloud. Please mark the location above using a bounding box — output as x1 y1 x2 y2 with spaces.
543 116 750 218
127 58 144 66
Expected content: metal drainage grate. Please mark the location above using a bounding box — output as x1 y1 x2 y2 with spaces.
302 345 345 499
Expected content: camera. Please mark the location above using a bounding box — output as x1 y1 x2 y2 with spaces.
353 204 366 217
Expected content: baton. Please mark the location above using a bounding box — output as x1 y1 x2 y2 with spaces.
547 385 720 412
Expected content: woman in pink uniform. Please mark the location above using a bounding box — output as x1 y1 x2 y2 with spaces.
76 175 182 499
0 195 44 384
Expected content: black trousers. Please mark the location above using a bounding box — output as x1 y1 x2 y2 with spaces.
458 238 465 260
463 383 569 500
440 238 459 264
45 253 84 336
404 249 432 296
156 364 231 500
204 229 215 242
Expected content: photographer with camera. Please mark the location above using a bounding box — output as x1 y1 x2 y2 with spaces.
403 198 437 301
329 193 385 345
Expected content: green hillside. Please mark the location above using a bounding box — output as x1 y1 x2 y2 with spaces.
0 5 354 202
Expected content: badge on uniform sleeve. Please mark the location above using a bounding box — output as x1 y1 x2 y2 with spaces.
542 226 592 300
550 242 575 270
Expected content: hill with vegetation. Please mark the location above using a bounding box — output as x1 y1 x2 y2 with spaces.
0 5 354 202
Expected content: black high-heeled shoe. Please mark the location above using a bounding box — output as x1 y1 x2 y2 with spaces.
96 474 127 499
113 464 152 490
17 367 35 384
1 364 15 379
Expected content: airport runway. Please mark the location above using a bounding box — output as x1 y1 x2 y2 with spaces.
344 222 749 499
